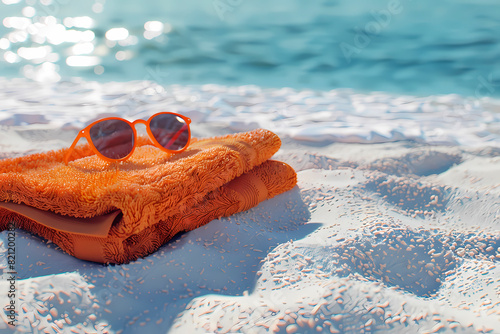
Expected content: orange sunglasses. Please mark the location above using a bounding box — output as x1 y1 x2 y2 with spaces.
64 112 191 164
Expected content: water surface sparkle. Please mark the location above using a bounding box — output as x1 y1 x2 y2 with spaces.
0 0 499 97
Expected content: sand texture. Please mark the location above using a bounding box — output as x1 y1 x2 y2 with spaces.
0 79 499 333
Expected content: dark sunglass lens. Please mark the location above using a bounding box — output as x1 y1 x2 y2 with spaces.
89 119 134 159
150 114 189 151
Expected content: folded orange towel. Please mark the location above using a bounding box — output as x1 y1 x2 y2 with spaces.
0 129 297 263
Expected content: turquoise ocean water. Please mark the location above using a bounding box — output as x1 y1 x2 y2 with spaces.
0 0 499 98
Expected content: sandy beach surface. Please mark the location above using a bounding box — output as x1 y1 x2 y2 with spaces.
0 78 499 333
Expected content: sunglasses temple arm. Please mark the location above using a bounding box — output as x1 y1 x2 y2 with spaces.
164 124 189 149
64 130 85 165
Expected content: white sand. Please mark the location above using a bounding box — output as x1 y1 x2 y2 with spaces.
0 78 499 333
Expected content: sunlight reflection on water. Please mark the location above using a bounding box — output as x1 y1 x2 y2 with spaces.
0 0 170 83
0 0 499 97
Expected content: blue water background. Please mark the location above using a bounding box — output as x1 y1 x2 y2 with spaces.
0 0 499 97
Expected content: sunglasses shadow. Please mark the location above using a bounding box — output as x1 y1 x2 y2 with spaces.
69 135 263 174
69 146 203 173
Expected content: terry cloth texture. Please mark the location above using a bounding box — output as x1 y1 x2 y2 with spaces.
0 129 297 263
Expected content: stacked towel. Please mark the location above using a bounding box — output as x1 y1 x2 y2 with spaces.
0 129 296 263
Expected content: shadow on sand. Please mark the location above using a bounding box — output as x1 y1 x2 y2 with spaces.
8 186 319 333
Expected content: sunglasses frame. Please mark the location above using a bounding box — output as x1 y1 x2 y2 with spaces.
64 112 192 165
